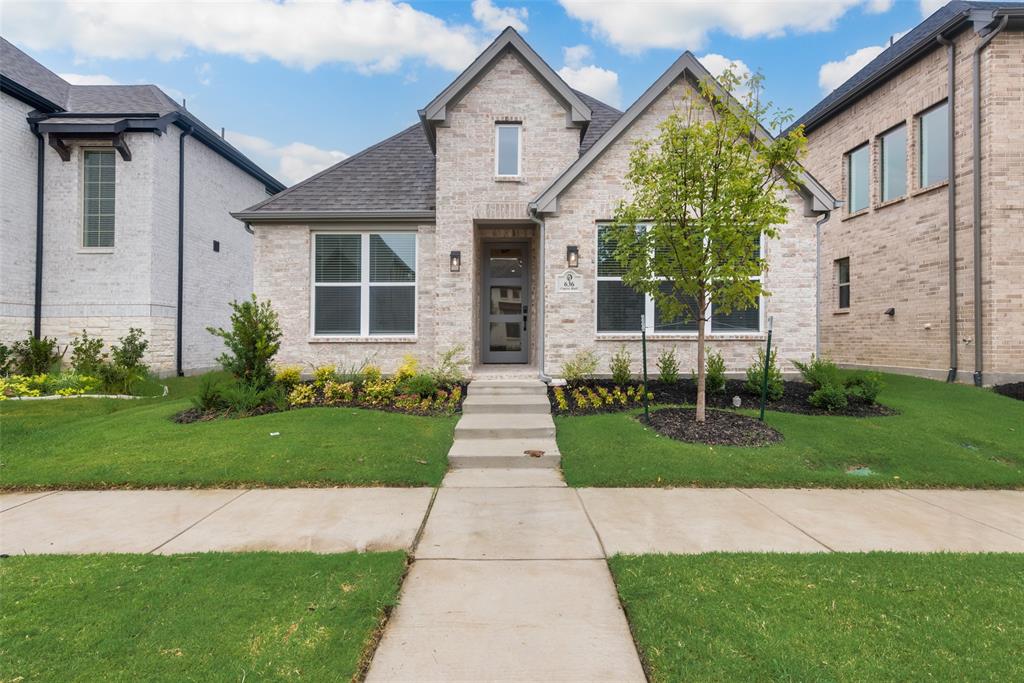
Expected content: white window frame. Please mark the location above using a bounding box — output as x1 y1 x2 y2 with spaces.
82 147 116 249
495 123 521 177
309 230 418 338
595 223 764 337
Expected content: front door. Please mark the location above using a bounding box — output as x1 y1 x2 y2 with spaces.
482 243 529 363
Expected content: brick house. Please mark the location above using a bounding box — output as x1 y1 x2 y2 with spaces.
0 38 284 375
793 1 1023 385
236 29 837 380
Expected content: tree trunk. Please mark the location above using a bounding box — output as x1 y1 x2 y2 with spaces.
696 302 706 423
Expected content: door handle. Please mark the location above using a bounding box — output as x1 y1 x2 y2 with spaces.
522 304 528 325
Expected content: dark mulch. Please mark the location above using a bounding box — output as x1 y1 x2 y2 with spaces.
993 382 1024 402
642 408 784 447
551 378 896 418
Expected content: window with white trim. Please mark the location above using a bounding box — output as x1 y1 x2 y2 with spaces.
596 225 762 334
312 232 416 336
495 123 520 176
83 149 115 247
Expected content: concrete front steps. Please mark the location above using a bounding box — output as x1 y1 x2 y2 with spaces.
448 379 560 469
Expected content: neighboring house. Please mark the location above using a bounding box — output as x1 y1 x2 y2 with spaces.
792 1 1024 385
235 28 837 379
0 38 285 375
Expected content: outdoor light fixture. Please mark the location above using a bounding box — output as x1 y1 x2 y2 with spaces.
450 251 461 272
566 245 579 268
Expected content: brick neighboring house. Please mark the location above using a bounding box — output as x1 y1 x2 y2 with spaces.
0 39 285 375
792 1 1024 385
235 29 837 379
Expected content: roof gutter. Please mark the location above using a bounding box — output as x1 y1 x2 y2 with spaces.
231 210 436 223
936 33 958 383
970 13 1010 387
28 118 45 338
176 124 194 377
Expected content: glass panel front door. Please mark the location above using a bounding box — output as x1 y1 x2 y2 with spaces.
482 244 529 363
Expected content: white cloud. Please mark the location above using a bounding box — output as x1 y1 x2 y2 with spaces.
697 53 752 98
556 45 620 107
472 0 528 33
196 62 212 86
227 131 348 185
919 0 948 16
2 0 485 73
559 0 895 52
866 0 894 12
58 72 120 86
817 29 908 93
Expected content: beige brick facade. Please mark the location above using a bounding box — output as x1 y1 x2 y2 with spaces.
802 27 1023 384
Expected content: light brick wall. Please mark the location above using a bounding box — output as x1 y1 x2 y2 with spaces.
0 92 38 340
803 28 1023 383
544 74 817 377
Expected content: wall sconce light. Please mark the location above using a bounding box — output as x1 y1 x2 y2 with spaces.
449 250 461 272
566 245 579 269
884 307 895 317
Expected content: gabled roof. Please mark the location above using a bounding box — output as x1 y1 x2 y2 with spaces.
531 52 838 216
0 37 284 192
418 26 592 152
789 1 1024 135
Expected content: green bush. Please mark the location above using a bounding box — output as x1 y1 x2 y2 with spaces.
845 370 884 404
334 363 367 392
98 362 147 395
288 383 316 407
221 382 285 415
809 383 848 411
11 334 63 375
273 365 302 391
0 342 13 376
361 364 383 384
191 376 227 412
610 346 632 385
208 295 282 390
744 348 784 401
656 347 680 384
110 328 149 374
313 365 337 387
322 380 355 404
562 350 599 384
429 344 469 386
70 330 105 376
401 373 439 398
697 348 726 394
791 354 842 390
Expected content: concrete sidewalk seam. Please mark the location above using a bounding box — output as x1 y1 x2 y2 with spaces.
896 490 1024 541
409 486 439 556
574 488 610 559
0 490 59 513
416 556 607 562
146 489 251 554
736 488 836 552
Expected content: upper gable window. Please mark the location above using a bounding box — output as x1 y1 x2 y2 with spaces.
847 144 869 213
495 123 521 177
880 124 907 202
919 101 948 187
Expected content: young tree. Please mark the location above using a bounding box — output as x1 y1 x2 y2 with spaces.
609 69 806 422
208 295 282 390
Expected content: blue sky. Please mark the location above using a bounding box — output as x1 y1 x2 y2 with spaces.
4 0 947 185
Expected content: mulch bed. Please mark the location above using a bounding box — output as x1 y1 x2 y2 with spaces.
993 382 1024 402
642 407 784 447
551 378 896 418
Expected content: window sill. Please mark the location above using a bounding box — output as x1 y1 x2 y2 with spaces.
77 247 115 254
841 208 870 222
595 333 766 342
912 180 948 197
494 175 524 183
875 195 907 210
833 309 851 316
308 336 417 344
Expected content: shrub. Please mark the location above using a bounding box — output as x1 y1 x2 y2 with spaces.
362 364 383 384
363 378 397 405
845 370 884 404
221 383 284 414
45 372 101 396
0 375 40 399
809 383 848 412
110 328 149 373
656 347 680 384
207 295 282 390
744 348 784 401
401 373 439 398
395 355 419 383
70 330 105 376
609 346 632 385
313 365 337 387
429 344 469 386
0 342 13 376
561 350 598 384
98 362 147 395
322 380 355 405
553 386 569 412
444 385 463 413
191 376 227 412
791 354 842 390
11 334 63 375
274 365 302 391
334 363 367 392
288 383 316 407
699 348 726 394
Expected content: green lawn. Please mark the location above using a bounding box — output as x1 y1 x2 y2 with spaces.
0 375 456 489
1 552 406 682
610 553 1024 682
558 374 1024 488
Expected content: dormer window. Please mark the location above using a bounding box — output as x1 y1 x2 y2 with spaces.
495 123 521 177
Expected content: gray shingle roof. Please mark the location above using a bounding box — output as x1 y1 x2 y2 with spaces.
575 90 622 154
789 1 1024 135
0 37 68 108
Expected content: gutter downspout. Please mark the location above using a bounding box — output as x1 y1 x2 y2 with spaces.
814 210 832 358
176 125 194 377
970 15 1009 387
29 121 45 338
527 208 552 383
936 34 958 383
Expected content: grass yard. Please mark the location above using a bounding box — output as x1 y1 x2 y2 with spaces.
0 374 456 489
558 374 1023 488
610 553 1024 682
1 552 406 681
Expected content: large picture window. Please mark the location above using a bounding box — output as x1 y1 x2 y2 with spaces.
83 149 115 247
596 225 761 335
919 101 948 187
313 232 416 336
